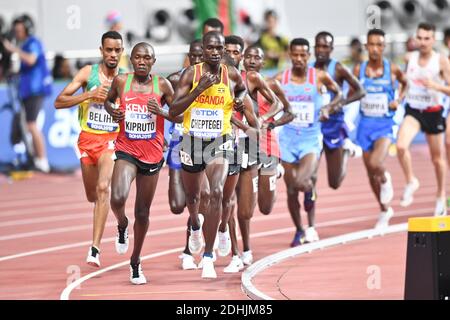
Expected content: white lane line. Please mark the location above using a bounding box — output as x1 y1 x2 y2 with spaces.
241 224 408 300
59 211 419 300
0 193 436 241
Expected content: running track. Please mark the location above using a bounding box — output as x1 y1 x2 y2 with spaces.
0 144 445 300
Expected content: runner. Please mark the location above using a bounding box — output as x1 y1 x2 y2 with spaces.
313 31 365 189
170 31 247 278
397 22 450 215
54 31 124 267
104 42 180 284
275 38 342 246
353 29 407 228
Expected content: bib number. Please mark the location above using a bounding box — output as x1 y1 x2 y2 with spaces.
292 102 315 127
360 93 389 117
189 108 223 139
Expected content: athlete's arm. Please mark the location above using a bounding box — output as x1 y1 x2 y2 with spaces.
149 77 183 123
170 66 217 117
424 55 450 95
348 63 361 99
228 65 247 113
335 62 366 105
231 95 260 141
268 79 295 127
167 71 182 91
246 71 283 124
318 69 343 118
390 63 408 110
55 65 104 109
104 74 126 122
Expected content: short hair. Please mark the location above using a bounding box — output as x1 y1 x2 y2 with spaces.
315 31 334 45
290 38 310 51
444 28 450 40
225 35 245 52
367 28 385 38
131 42 154 57
101 31 123 46
350 37 362 47
264 9 277 20
203 18 224 32
189 39 203 51
203 31 224 44
417 22 436 32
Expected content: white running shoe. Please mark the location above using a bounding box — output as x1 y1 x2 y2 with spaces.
223 256 244 273
86 246 100 267
241 250 253 266
434 198 447 216
198 251 216 269
188 214 204 255
400 178 420 207
217 227 231 257
343 139 363 158
305 227 320 243
276 163 285 179
130 262 147 285
115 224 129 255
375 207 394 230
34 158 50 173
380 171 394 205
179 253 197 270
201 256 217 279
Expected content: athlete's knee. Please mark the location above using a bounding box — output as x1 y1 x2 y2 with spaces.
367 158 383 173
396 142 408 156
200 188 210 203
86 192 97 203
96 180 110 198
328 175 343 190
296 179 312 193
210 187 224 207
258 200 273 215
184 192 201 206
169 202 185 215
110 190 127 209
431 153 446 168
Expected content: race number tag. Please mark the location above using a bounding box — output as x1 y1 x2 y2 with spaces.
360 93 389 117
291 102 315 127
124 104 156 140
86 102 118 132
189 108 223 139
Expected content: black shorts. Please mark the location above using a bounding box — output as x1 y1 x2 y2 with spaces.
180 134 236 173
405 104 446 135
115 151 164 176
22 95 44 122
259 153 279 175
239 137 259 172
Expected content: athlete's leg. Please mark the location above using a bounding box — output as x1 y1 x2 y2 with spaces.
130 172 160 265
92 151 115 248
363 138 391 212
258 163 278 215
110 160 137 229
203 159 228 255
396 116 421 183
181 170 204 230
168 168 185 214
236 166 258 252
323 145 348 190
220 176 239 233
426 133 447 199
445 115 450 166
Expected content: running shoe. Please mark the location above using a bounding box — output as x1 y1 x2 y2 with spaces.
115 223 129 255
198 251 216 269
179 253 197 270
241 250 253 266
188 214 204 255
375 207 394 230
217 227 231 257
434 198 447 216
86 246 100 267
201 256 217 279
290 230 306 247
223 256 244 273
305 227 320 243
400 178 420 207
130 262 147 285
380 171 394 205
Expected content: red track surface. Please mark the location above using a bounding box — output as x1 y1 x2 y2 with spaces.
0 144 445 300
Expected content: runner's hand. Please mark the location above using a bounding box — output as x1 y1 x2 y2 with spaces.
90 83 109 102
319 107 330 122
233 97 244 113
197 72 218 92
148 97 163 116
389 100 399 111
108 105 124 122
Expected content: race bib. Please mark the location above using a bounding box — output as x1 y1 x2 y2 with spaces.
124 104 156 140
239 116 249 138
291 102 315 127
189 108 223 139
406 87 433 110
360 93 389 117
86 102 119 132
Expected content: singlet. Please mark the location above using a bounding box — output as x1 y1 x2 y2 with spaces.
359 59 396 119
406 51 444 110
78 64 124 134
280 67 323 136
115 73 165 163
182 63 234 139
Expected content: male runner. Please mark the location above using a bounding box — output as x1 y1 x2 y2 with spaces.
313 31 365 189
170 31 247 278
275 38 342 246
105 42 180 284
354 29 407 228
397 22 450 215
54 31 124 267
